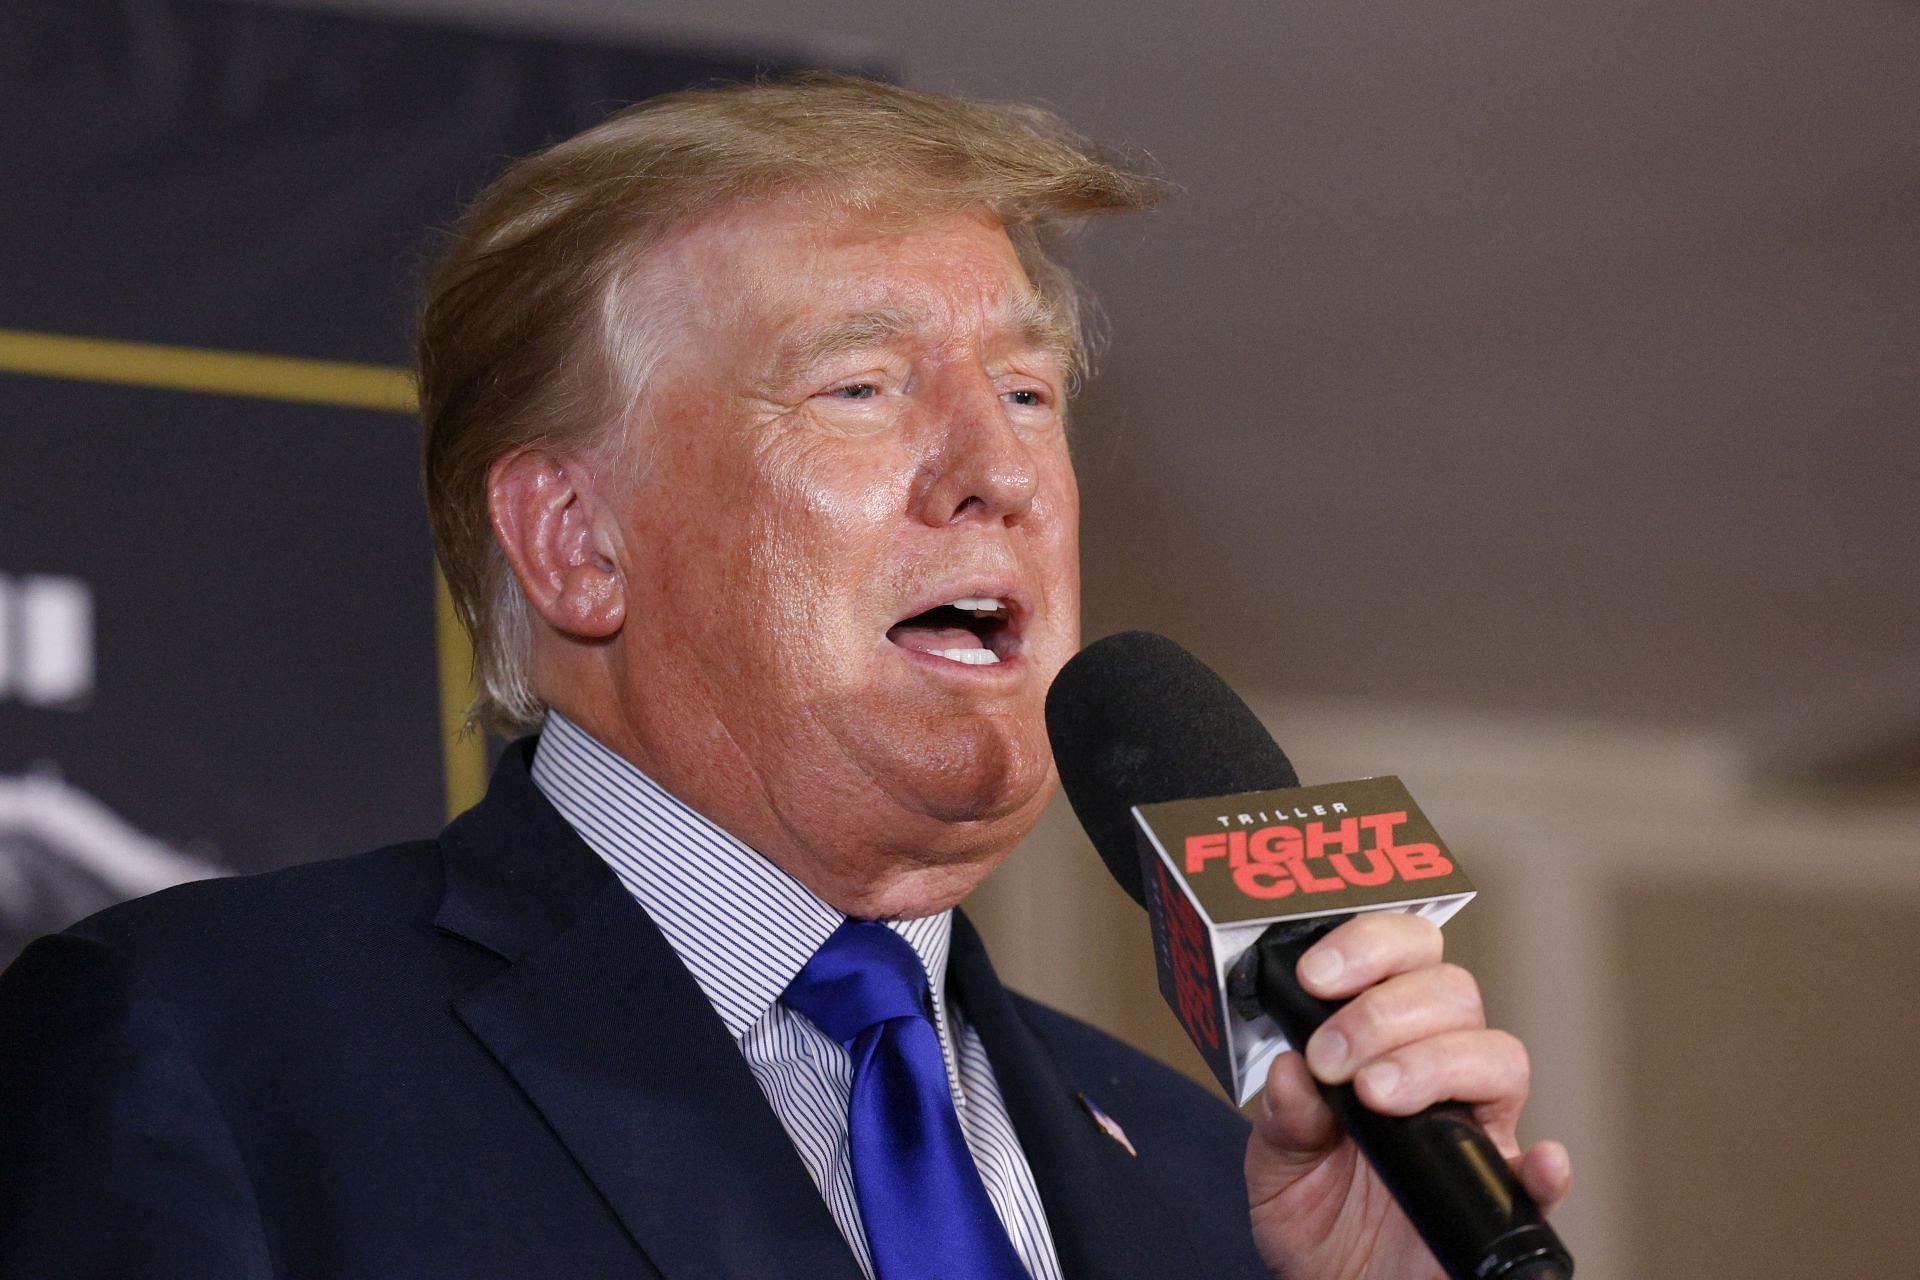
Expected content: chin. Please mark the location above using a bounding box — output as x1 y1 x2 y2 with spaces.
872 716 1053 827
784 724 1059 920
889 774 1057 887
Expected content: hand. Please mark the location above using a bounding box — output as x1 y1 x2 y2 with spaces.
1243 914 1572 1280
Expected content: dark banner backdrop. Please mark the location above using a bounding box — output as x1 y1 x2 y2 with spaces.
0 0 777 962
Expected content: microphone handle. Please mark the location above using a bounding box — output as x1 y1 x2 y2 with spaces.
1240 917 1575 1280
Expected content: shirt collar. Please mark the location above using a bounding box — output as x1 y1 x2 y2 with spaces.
530 712 965 1094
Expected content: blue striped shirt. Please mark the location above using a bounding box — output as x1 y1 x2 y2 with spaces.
531 712 1063 1280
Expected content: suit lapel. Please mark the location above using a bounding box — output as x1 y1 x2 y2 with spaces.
434 742 863 1280
950 912 1207 1280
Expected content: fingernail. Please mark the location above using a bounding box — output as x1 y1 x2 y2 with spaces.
1307 1028 1347 1077
1360 1060 1401 1101
1299 946 1343 990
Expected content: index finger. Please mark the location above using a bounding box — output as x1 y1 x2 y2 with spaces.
1295 912 1443 1000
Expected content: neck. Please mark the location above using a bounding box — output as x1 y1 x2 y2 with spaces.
539 697 1038 920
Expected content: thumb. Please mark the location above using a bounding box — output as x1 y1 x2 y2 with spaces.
1246 1050 1343 1204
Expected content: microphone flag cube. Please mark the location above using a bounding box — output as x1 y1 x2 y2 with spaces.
1132 776 1476 1105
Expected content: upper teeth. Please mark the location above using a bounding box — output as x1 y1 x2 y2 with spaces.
949 597 1007 616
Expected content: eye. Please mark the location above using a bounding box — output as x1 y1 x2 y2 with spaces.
826 382 880 400
1005 389 1045 407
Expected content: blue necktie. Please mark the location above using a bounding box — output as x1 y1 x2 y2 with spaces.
783 919 1031 1280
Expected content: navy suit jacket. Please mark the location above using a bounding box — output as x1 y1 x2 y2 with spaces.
0 741 1270 1278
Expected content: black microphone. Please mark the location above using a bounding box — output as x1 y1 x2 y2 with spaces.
1045 631 1573 1280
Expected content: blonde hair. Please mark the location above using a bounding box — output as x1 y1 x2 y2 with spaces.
418 73 1165 735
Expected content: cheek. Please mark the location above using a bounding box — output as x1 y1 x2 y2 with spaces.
738 439 907 635
751 432 906 545
788 431 908 527
1036 459 1082 590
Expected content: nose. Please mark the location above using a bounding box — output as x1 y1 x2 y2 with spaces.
911 374 1039 528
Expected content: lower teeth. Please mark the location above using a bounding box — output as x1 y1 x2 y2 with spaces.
928 647 1000 666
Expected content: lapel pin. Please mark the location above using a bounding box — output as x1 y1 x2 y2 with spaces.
1077 1092 1137 1157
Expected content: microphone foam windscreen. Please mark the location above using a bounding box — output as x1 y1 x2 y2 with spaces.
1045 631 1298 906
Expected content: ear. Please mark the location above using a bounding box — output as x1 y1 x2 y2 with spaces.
487 448 626 639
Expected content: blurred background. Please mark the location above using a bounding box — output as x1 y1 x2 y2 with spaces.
2 2 1915 1276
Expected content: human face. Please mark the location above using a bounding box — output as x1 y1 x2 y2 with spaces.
585 201 1081 916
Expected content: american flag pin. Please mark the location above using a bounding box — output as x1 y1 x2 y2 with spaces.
1077 1093 1137 1157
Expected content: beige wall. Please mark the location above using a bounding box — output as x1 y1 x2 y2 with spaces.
967 695 1920 1280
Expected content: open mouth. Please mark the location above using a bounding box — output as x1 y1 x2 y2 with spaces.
886 595 1017 667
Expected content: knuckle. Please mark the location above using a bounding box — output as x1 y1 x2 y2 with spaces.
1343 986 1419 1058
1339 1001 1387 1056
1350 911 1400 943
1341 912 1439 973
1493 1029 1531 1081
1398 912 1441 940
1320 997 1397 1066
1434 963 1484 1015
1328 914 1381 953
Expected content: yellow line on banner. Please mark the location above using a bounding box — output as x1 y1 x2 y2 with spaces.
0 326 480 815
0 328 416 413
435 567 489 820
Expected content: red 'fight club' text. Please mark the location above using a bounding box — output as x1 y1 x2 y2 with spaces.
1182 811 1454 900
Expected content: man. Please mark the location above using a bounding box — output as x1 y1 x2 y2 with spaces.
0 76 1568 1278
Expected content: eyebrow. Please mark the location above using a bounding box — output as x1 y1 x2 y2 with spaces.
766 294 1076 389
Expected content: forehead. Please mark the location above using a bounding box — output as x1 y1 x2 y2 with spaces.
654 197 1050 346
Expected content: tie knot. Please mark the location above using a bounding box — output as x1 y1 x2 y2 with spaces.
783 919 932 1048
